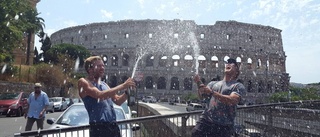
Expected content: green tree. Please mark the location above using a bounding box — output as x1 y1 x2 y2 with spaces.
38 31 51 62
44 43 91 66
23 9 45 65
0 0 45 65
269 86 320 102
0 0 32 63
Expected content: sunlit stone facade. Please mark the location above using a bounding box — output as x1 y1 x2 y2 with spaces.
50 19 290 104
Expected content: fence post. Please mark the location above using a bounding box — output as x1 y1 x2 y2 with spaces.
181 115 189 137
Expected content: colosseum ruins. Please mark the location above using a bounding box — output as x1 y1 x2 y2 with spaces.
50 19 290 104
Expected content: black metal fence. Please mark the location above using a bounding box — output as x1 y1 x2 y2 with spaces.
14 100 320 137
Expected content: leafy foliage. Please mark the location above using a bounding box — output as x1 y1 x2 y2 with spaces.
44 43 91 66
0 0 44 64
269 86 320 102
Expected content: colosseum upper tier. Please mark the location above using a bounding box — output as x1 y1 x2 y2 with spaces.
50 19 290 104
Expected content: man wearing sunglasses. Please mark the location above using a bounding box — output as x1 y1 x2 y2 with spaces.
192 58 246 137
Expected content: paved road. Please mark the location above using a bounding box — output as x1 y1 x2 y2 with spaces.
0 102 188 137
0 111 63 137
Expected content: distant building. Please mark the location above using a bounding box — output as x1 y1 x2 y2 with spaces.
50 19 290 104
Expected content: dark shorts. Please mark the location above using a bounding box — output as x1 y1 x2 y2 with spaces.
191 118 233 137
89 122 120 137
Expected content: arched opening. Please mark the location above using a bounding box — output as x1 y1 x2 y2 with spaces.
111 54 118 66
146 54 154 67
145 76 153 89
157 77 166 89
102 55 108 66
211 56 219 68
170 77 179 90
172 55 180 67
184 77 192 90
122 54 129 66
184 55 193 67
159 55 167 67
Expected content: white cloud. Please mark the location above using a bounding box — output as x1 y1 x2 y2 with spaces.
100 10 113 19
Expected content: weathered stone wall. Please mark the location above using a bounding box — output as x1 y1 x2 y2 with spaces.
0 81 33 94
50 19 289 104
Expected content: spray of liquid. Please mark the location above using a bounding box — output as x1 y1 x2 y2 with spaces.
189 32 200 74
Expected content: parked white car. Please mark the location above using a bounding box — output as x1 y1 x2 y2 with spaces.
46 98 55 113
46 103 140 137
116 101 137 119
50 97 68 111
186 103 205 111
142 96 157 103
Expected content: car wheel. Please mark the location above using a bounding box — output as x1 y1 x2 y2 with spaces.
16 107 22 117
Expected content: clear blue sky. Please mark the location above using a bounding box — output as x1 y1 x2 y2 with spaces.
36 0 320 84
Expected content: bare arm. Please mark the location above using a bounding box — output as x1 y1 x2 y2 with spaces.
212 91 240 106
78 78 135 101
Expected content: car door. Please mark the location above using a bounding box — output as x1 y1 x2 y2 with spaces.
21 93 29 112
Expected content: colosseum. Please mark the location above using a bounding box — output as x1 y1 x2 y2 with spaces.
50 19 290 104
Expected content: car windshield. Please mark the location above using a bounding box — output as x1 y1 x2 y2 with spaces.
56 105 127 129
0 93 20 100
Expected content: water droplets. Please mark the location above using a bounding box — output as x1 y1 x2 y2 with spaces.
1 64 7 74
252 71 257 77
74 57 80 72
14 14 19 20
80 87 83 93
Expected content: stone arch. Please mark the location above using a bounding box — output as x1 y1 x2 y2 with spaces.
146 54 154 67
172 55 180 67
184 55 193 67
159 55 167 67
184 77 192 90
236 56 242 68
257 58 261 69
210 56 219 68
111 54 118 66
198 55 206 68
122 54 129 66
170 77 179 90
247 58 252 69
102 55 108 66
145 76 153 89
157 77 166 89
258 80 264 93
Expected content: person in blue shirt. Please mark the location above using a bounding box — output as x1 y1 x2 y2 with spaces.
192 58 247 137
78 56 136 137
24 83 49 131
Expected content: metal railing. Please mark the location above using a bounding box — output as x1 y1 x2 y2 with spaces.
14 100 320 137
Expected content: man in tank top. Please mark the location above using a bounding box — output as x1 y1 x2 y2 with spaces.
192 58 246 137
78 56 136 137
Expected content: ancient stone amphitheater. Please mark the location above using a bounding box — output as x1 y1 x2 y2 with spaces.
50 19 289 104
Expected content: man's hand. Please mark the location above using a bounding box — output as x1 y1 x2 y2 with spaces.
39 111 44 118
123 78 136 89
198 86 212 95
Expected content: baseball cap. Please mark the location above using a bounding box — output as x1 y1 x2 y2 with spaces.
226 58 239 68
34 83 42 88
